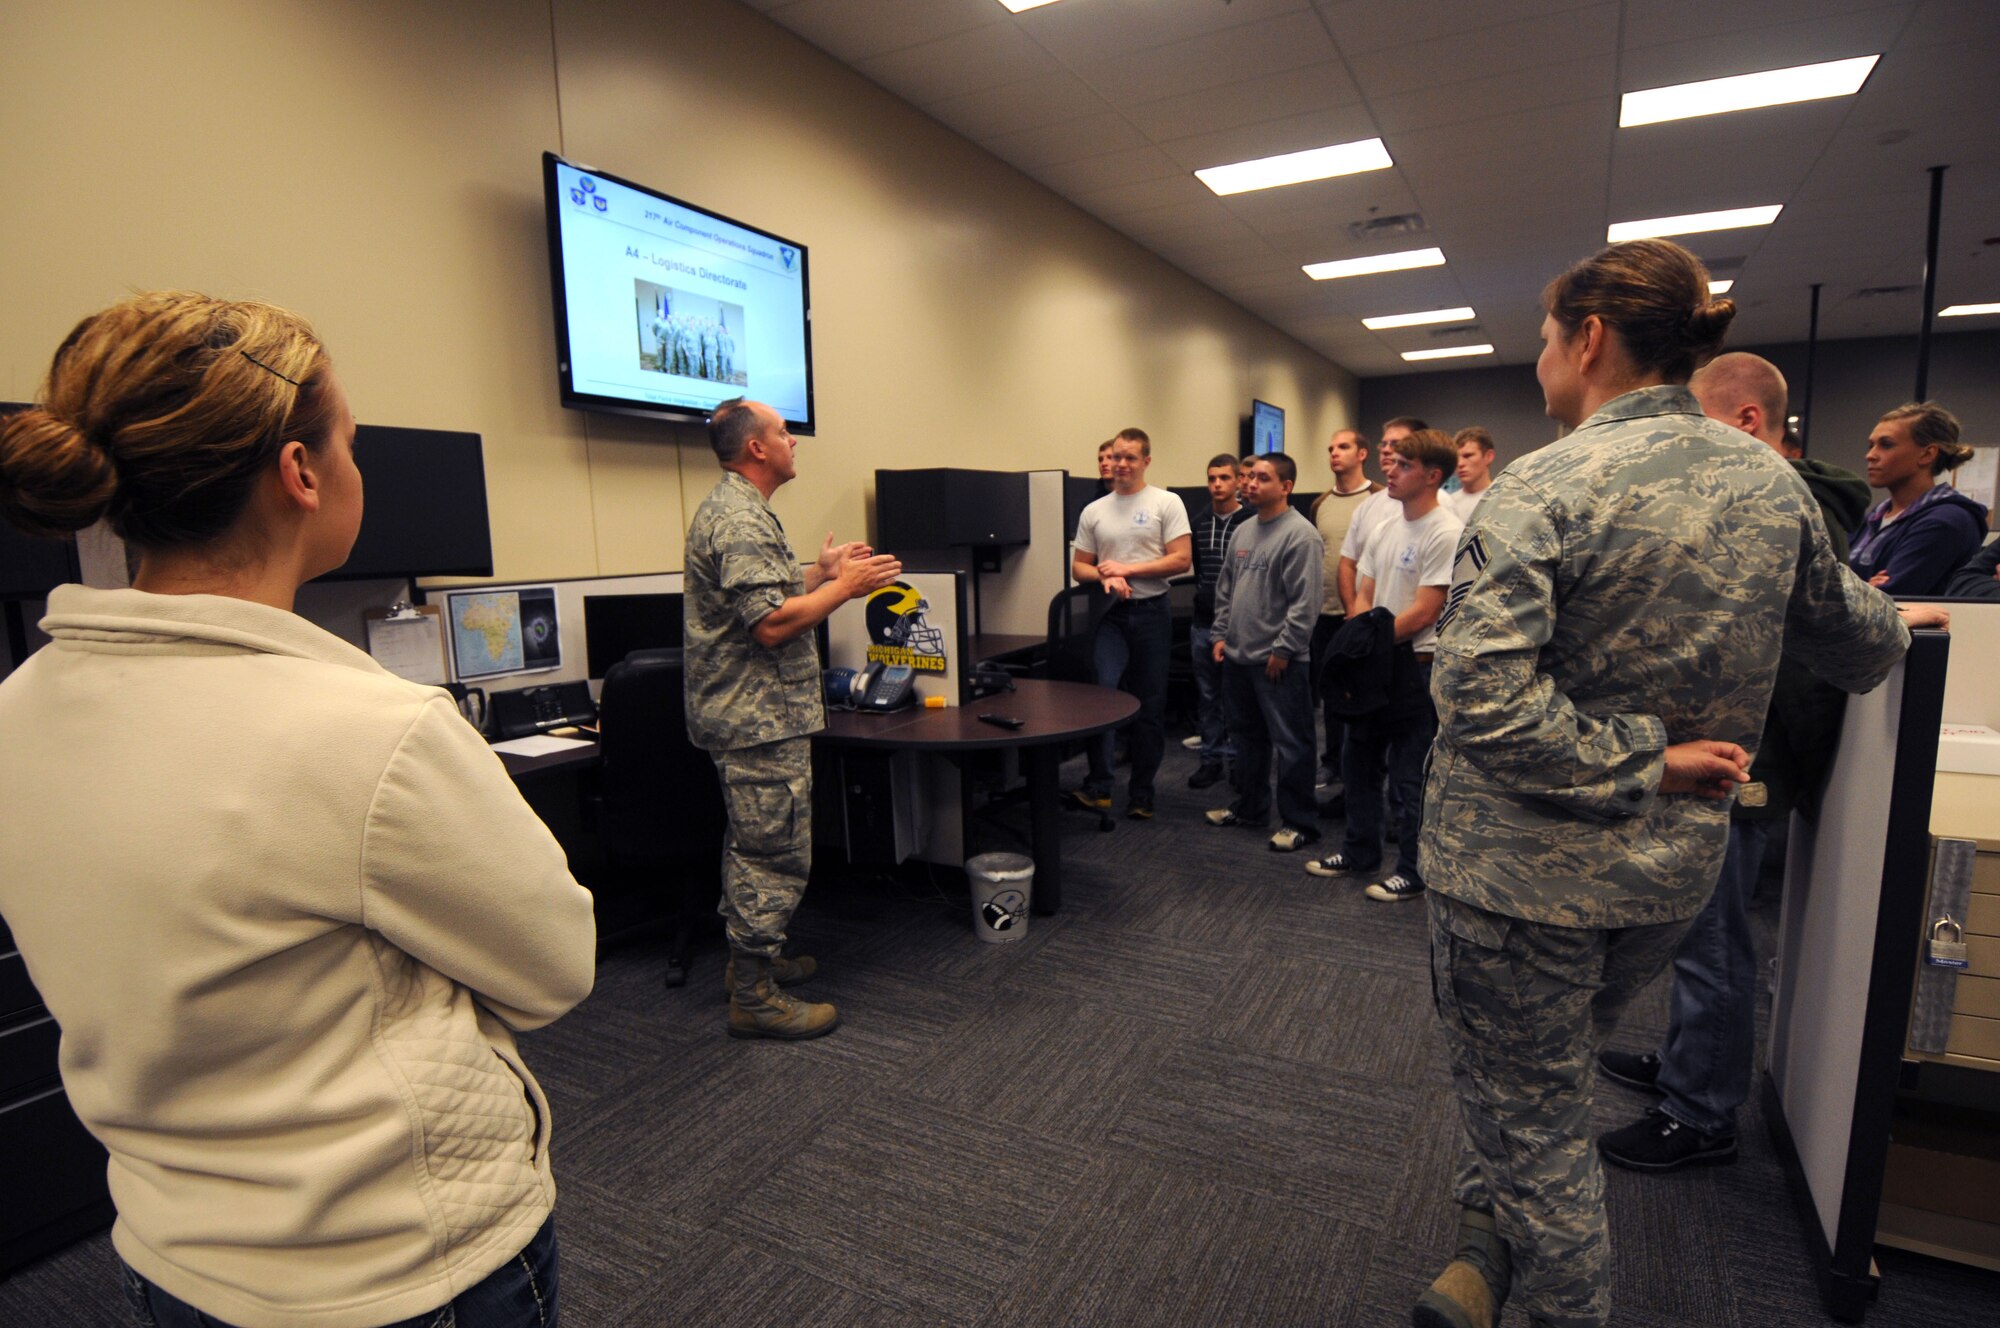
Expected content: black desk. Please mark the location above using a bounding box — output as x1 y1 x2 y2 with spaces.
817 679 1137 913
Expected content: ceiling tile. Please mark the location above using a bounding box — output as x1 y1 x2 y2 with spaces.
1619 8 1913 91
1348 4 1620 100
1122 61 1362 142
1313 0 1605 57
1369 58 1613 136
923 70 1113 140
855 21 1061 105
1619 0 1913 51
764 0 1004 62
1155 104 1385 174
1076 11 1341 106
1016 0 1314 64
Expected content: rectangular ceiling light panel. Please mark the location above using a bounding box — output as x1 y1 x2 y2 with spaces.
1939 303 2000 318
1304 247 1445 281
999 0 1063 12
1607 206 1781 242
1620 55 1879 127
1708 280 1734 294
1362 307 1475 330
1196 138 1394 196
1402 345 1494 361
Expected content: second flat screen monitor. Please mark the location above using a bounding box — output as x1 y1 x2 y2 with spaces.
584 593 684 679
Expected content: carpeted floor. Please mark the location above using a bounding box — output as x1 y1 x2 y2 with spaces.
4 741 1997 1325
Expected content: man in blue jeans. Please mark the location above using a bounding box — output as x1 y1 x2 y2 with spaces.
1188 453 1253 789
1067 428 1191 820
1202 453 1324 851
1597 352 1874 1171
1306 429 1462 900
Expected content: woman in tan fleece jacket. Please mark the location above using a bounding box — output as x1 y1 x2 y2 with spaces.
0 293 596 1327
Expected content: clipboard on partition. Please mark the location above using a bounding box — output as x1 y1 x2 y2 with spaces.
364 603 449 685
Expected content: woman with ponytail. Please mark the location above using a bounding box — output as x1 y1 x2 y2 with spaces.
1849 400 1986 596
1408 241 1929 1328
0 293 594 1327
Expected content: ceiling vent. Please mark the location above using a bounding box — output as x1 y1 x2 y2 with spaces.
1855 284 1921 298
1346 212 1428 242
1430 324 1484 338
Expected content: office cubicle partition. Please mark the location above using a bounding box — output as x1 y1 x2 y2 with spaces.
1766 632 1950 1321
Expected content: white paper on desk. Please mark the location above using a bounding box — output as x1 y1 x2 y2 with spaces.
366 615 446 685
490 734 595 756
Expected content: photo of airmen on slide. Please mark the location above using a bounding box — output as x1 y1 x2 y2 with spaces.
636 281 748 387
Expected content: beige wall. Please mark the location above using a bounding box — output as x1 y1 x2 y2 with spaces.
1 0 1356 581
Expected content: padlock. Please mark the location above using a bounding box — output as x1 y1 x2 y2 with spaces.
1927 915 1969 969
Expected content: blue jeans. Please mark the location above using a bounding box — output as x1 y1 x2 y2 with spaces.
1188 622 1232 759
1221 658 1318 832
1656 819 1768 1136
1084 594 1171 803
1340 665 1434 883
121 1216 559 1328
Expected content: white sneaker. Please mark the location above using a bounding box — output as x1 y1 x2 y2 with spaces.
1182 735 1205 750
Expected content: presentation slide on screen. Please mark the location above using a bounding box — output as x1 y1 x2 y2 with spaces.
554 163 809 422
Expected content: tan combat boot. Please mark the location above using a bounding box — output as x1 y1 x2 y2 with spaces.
726 954 839 1040
721 951 819 999
1412 1207 1511 1328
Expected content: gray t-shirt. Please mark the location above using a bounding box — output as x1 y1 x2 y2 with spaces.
1073 485 1192 599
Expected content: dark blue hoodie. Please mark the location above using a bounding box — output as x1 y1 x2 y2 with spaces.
1848 483 1988 597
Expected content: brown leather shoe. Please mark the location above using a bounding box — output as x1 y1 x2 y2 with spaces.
727 956 839 1040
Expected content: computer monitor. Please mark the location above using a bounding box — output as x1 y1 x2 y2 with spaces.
441 584 562 683
0 404 82 598
584 592 684 678
317 424 493 581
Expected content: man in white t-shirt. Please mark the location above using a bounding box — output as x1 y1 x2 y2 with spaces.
1068 427 1192 820
1307 428 1462 902
1441 426 1496 523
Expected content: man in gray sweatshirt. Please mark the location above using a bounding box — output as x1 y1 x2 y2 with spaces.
1204 453 1326 852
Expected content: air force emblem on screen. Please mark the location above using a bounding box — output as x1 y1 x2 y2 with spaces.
780 245 798 271
570 177 599 209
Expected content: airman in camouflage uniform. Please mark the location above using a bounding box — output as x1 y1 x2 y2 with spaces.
685 399 900 1039
1419 384 1909 1327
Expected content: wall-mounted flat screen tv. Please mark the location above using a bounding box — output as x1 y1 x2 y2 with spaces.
1251 399 1285 456
543 152 815 434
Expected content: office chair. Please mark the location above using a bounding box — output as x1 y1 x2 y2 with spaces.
593 647 724 988
1042 583 1116 832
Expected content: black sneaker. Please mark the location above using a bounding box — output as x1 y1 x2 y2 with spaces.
1364 873 1423 902
1598 1050 1665 1095
1599 1108 1736 1173
1304 850 1377 879
1188 762 1226 790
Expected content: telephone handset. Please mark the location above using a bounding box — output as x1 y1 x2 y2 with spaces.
853 661 917 712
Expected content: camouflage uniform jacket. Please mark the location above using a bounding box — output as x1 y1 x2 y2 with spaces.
1419 385 1909 928
683 470 825 752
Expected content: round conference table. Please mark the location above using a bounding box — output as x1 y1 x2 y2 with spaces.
816 679 1138 914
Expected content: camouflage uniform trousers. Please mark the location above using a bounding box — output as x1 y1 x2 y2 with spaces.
1428 891 1690 1328
712 736 812 960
